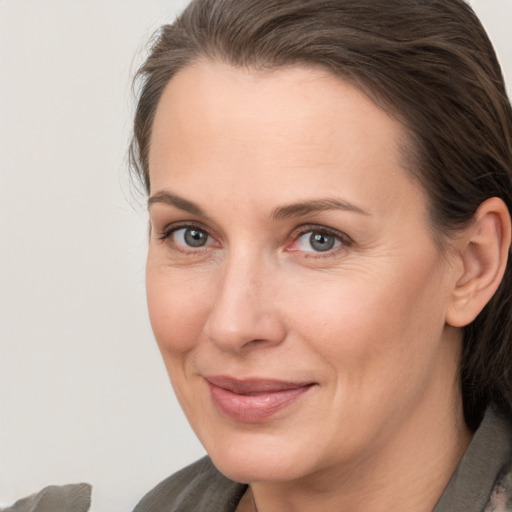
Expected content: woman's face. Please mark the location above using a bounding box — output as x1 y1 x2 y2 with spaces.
146 61 462 484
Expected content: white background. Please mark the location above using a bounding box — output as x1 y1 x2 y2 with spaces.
0 1 511 511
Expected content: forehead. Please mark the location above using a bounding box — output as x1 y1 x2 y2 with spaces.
148 60 421 217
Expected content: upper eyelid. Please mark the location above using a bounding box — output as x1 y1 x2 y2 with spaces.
158 220 212 239
292 224 352 242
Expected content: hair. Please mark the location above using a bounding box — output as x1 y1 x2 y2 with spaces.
130 0 512 430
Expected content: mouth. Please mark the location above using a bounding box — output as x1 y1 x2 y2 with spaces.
205 376 316 422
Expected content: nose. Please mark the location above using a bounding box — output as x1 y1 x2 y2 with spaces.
203 253 286 353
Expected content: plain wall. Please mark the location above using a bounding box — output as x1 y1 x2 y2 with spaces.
0 1 511 511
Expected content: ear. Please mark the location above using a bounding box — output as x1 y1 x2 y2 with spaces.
446 197 511 328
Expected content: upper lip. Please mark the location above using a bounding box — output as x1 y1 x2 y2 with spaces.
205 376 315 394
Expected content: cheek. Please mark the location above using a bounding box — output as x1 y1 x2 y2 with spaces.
282 254 447 375
146 264 212 355
282 282 386 374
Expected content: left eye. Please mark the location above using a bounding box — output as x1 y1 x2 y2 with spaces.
172 227 213 248
295 230 342 252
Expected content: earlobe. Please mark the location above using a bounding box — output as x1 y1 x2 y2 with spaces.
446 197 511 328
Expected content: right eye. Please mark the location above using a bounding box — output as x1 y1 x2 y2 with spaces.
158 224 219 253
165 226 215 249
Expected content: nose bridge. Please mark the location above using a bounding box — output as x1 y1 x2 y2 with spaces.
204 245 284 351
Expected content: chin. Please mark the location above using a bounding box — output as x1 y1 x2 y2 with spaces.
212 452 304 484
200 430 326 484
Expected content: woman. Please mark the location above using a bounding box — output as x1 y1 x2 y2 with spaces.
131 0 512 510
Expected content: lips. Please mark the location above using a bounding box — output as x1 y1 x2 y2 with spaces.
205 376 315 422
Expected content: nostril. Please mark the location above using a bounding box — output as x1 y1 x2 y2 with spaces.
204 308 286 353
241 338 267 348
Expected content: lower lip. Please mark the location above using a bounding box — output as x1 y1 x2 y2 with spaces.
207 382 314 422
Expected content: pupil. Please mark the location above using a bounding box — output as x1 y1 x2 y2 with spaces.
310 232 334 252
184 228 207 247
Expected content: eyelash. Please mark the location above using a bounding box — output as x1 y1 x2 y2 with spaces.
157 222 352 256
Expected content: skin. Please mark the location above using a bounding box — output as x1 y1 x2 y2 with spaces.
146 61 474 511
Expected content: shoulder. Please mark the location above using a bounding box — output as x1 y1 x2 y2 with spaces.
1 483 91 512
132 456 247 512
485 467 512 512
483 408 512 512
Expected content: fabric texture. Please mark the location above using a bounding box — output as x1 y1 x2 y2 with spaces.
133 408 512 512
132 457 246 512
435 408 512 512
1 483 92 512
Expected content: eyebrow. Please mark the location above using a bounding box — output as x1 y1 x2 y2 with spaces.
271 198 370 220
148 190 370 220
148 191 207 217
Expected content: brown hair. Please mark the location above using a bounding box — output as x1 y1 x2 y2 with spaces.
130 0 512 429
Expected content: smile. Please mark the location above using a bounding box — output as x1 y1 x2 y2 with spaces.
205 376 316 422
